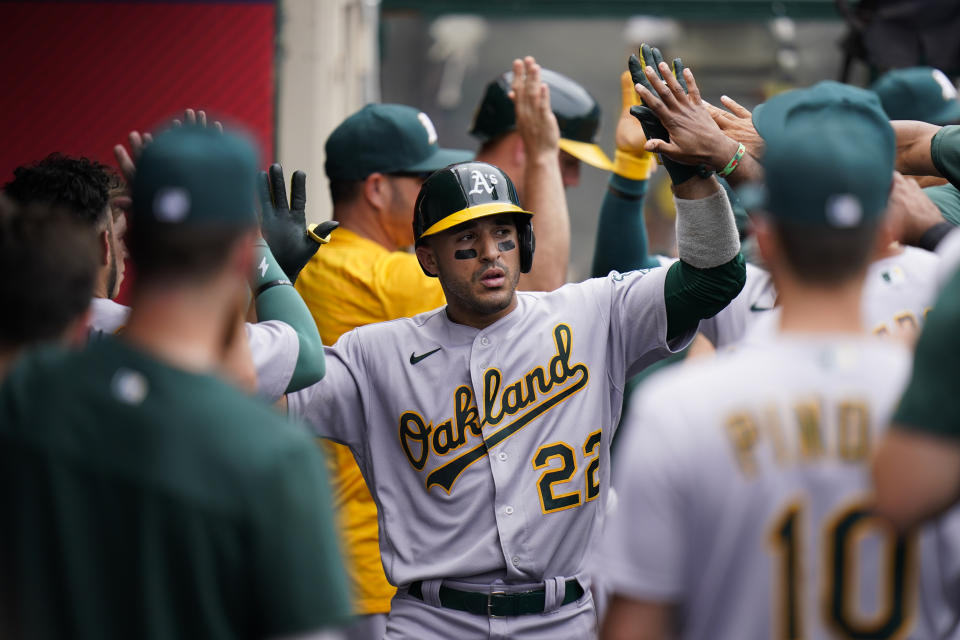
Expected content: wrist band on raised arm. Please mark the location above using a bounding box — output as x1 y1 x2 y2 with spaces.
255 278 293 297
718 143 746 178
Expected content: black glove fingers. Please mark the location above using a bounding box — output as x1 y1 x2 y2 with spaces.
650 47 667 80
256 171 274 217
628 54 647 89
290 171 307 213
672 58 688 93
268 163 289 212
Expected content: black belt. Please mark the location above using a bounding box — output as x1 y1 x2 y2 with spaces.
407 579 584 617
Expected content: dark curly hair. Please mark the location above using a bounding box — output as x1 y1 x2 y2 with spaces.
3 153 117 228
0 198 98 349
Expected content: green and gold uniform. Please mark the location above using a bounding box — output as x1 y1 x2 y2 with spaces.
0 338 349 640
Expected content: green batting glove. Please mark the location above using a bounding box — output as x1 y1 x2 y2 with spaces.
258 164 337 283
628 45 706 185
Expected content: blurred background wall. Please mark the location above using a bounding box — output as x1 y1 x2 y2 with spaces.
2 0 958 282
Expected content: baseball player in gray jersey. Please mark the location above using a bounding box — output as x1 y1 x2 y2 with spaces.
283 152 745 636
599 83 958 640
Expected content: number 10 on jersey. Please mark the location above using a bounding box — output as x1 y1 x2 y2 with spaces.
769 498 917 639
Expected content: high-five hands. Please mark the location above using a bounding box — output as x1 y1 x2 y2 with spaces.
629 44 740 184
258 164 337 283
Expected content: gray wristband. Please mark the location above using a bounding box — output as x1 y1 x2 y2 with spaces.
674 188 741 268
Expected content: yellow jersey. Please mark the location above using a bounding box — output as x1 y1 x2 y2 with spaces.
295 227 444 614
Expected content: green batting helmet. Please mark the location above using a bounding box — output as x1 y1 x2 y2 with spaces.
413 161 535 276
469 68 613 171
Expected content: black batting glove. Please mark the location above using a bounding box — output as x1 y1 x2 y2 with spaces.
258 163 337 283
628 44 706 185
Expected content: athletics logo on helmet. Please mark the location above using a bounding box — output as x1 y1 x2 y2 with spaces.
469 68 613 171
413 161 535 276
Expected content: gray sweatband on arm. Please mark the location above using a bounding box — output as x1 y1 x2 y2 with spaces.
674 188 740 268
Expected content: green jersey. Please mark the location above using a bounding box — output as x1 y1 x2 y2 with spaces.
0 338 349 640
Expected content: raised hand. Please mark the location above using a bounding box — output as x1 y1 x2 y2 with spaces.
632 56 740 180
705 96 765 160
258 163 337 283
113 109 222 183
509 56 560 159
628 44 706 184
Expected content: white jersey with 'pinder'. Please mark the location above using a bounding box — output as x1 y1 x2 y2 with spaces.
601 331 960 640
87 299 298 403
288 267 691 589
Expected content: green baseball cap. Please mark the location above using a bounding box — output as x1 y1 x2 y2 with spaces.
324 104 473 181
132 126 259 228
759 83 894 227
871 67 960 124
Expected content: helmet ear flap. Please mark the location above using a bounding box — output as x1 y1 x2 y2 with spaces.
516 214 535 273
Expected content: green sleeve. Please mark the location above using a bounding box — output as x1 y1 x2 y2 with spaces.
931 125 960 191
590 174 660 278
251 435 351 634
664 254 747 342
893 267 960 438
924 184 960 226
253 241 326 392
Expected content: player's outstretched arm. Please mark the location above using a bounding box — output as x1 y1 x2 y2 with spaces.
511 55 570 291
662 176 746 342
251 236 327 394
591 70 660 278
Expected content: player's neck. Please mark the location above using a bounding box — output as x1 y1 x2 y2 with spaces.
334 205 401 252
123 285 237 374
445 296 519 330
776 277 865 335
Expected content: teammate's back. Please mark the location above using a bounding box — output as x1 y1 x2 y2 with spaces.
607 336 913 639
0 338 343 640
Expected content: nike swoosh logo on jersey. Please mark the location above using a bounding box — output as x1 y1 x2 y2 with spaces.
409 347 441 365
750 303 774 312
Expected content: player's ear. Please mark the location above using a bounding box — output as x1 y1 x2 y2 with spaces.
98 228 111 267
753 215 777 267
363 173 389 212
415 243 439 277
229 230 257 281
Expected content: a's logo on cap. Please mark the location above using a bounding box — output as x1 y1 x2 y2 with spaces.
110 368 149 405
932 69 958 101
468 170 499 196
417 112 438 145
825 193 862 228
153 187 190 222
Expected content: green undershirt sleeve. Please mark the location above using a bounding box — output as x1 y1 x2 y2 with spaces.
253 240 326 392
931 125 960 191
591 174 660 278
664 254 747 342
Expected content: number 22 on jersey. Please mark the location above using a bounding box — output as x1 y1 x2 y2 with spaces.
769 498 917 639
532 429 602 514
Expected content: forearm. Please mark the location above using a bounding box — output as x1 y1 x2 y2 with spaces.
665 180 745 340
519 154 569 291
252 240 326 391
591 174 659 277
893 120 941 177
